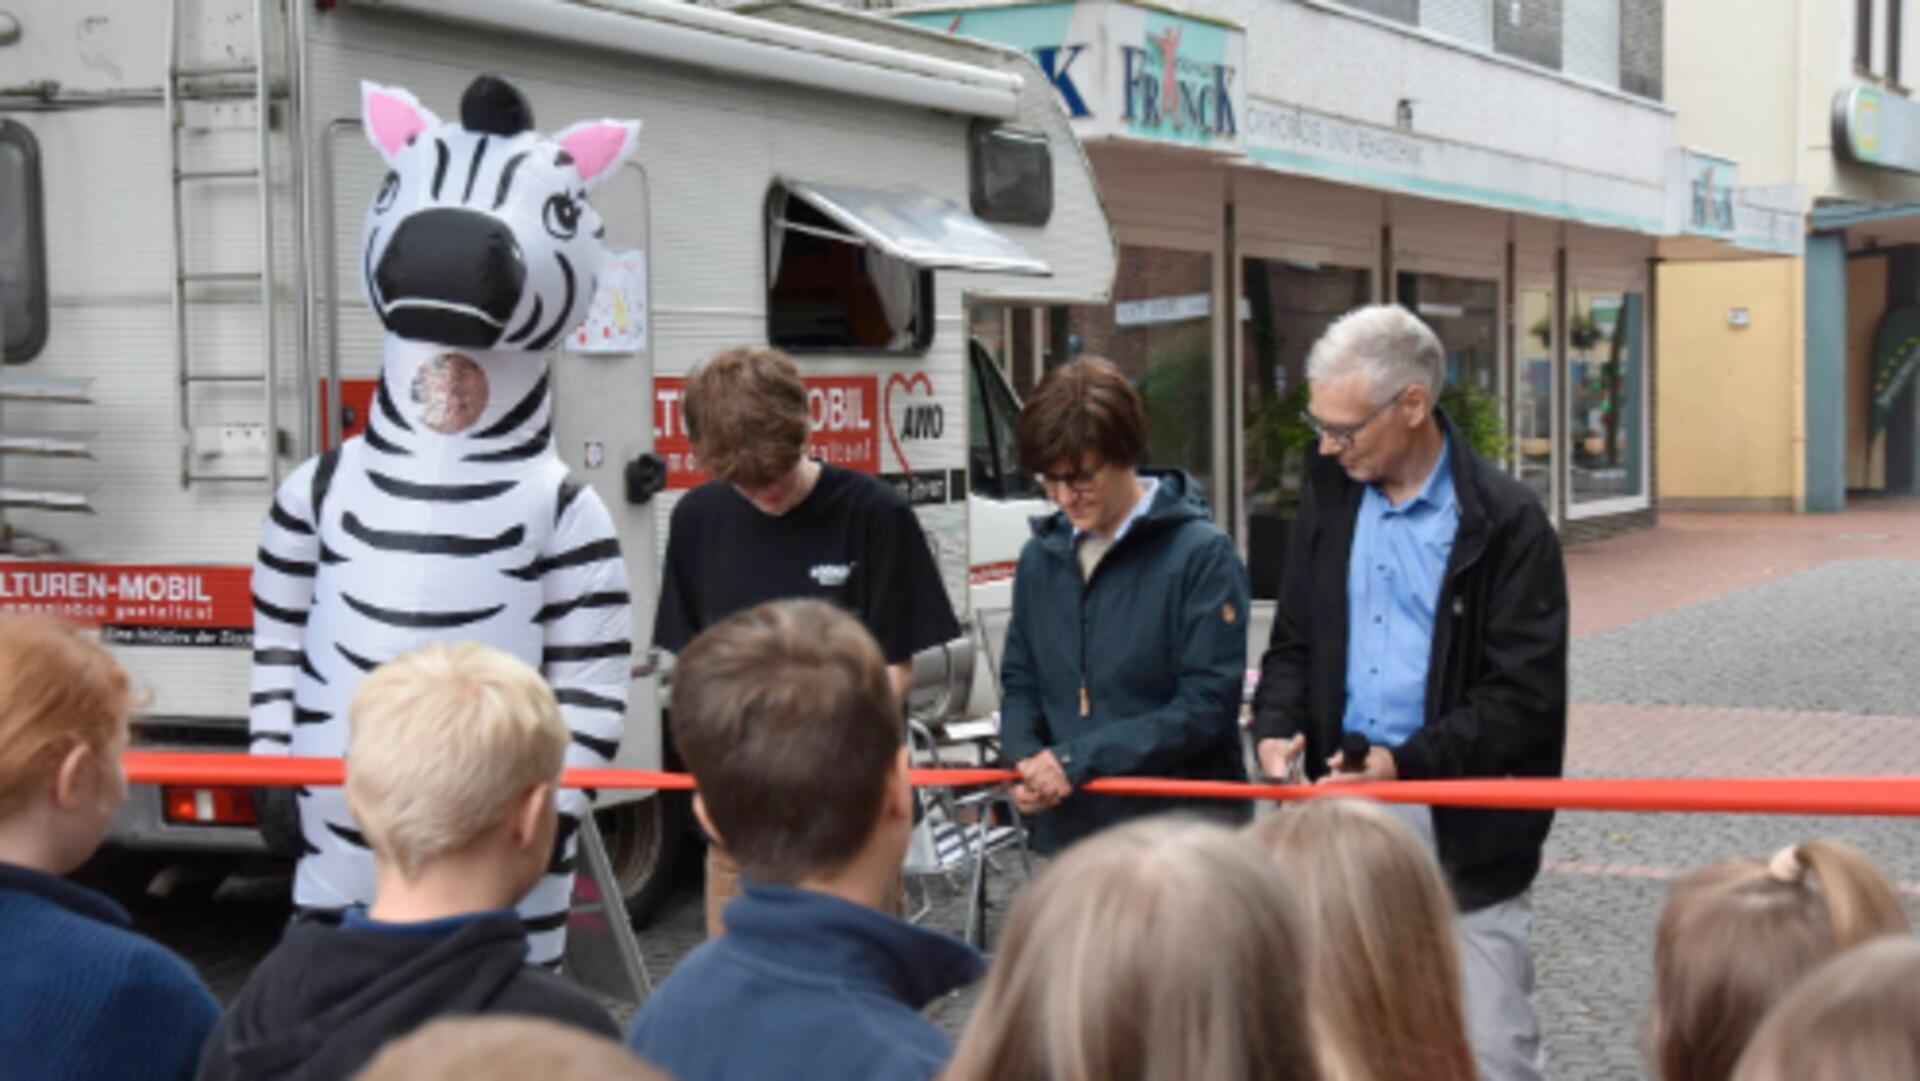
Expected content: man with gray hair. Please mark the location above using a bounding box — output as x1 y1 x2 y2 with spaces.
1251 304 1567 1081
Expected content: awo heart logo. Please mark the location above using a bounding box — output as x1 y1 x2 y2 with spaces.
884 371 943 473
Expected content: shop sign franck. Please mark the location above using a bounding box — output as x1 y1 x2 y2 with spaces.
1118 24 1237 139
897 1 1246 153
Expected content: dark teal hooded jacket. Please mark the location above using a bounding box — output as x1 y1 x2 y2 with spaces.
998 469 1252 854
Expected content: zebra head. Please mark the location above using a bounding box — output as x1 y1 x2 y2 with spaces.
359 76 640 354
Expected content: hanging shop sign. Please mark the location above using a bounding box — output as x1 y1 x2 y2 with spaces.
1674 149 1736 238
1835 86 1920 176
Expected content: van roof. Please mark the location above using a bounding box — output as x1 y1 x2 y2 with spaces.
348 0 1024 119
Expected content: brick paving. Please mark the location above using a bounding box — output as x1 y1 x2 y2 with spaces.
1563 498 1920 636
1572 559 1920 714
1565 702 1920 777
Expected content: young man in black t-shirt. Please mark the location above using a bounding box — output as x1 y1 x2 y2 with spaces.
654 346 960 936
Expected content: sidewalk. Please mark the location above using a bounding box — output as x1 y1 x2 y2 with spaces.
1540 500 1920 1078
1563 499 1920 778
1566 499 1920 637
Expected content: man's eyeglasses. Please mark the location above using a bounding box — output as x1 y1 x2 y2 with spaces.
1301 386 1409 450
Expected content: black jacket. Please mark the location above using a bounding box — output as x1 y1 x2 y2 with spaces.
1251 412 1568 912
196 913 618 1081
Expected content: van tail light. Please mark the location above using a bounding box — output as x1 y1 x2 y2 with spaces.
161 785 259 826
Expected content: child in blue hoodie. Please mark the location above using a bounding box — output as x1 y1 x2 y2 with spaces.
0 612 220 1081
627 599 983 1081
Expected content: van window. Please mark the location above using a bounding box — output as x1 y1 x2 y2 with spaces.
767 190 932 353
0 120 48 363
970 122 1052 226
969 339 1040 500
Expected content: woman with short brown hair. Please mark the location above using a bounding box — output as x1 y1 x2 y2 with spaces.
998 356 1252 853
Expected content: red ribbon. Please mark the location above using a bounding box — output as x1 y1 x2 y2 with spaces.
124 751 1920 817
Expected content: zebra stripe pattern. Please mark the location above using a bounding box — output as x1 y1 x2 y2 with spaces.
251 357 631 964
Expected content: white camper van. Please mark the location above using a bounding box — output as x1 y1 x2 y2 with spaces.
0 0 1113 915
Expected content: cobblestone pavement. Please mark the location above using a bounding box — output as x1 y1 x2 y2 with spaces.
1529 502 1920 1078
136 501 1920 1078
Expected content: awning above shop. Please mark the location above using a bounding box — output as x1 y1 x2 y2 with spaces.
1810 200 1920 252
773 180 1052 276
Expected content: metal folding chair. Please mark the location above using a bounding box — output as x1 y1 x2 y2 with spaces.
902 715 1030 948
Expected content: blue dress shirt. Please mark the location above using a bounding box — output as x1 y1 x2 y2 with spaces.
1343 442 1459 748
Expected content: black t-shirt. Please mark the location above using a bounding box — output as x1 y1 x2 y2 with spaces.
652 464 961 664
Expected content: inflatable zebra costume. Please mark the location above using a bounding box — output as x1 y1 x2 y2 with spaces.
249 76 641 964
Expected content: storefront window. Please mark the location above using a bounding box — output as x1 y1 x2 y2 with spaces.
1241 258 1369 597
1569 289 1646 503
1516 286 1555 507
1242 259 1371 511
1396 272 1499 396
1 120 48 364
1065 245 1214 487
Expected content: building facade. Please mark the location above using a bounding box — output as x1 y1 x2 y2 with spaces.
876 0 1710 586
1661 0 1920 512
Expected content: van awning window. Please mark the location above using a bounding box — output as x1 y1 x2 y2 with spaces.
775 180 1050 277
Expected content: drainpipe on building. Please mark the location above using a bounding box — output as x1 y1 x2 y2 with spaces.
1803 231 1849 512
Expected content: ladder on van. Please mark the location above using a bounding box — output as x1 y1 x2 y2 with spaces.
164 0 281 489
0 374 96 554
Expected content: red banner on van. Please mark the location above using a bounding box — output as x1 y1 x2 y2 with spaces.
0 562 253 648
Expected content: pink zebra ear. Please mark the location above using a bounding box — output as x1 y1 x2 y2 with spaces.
553 119 642 191
361 81 440 164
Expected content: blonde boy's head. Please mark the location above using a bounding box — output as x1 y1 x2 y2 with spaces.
346 642 567 879
358 1017 673 1081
